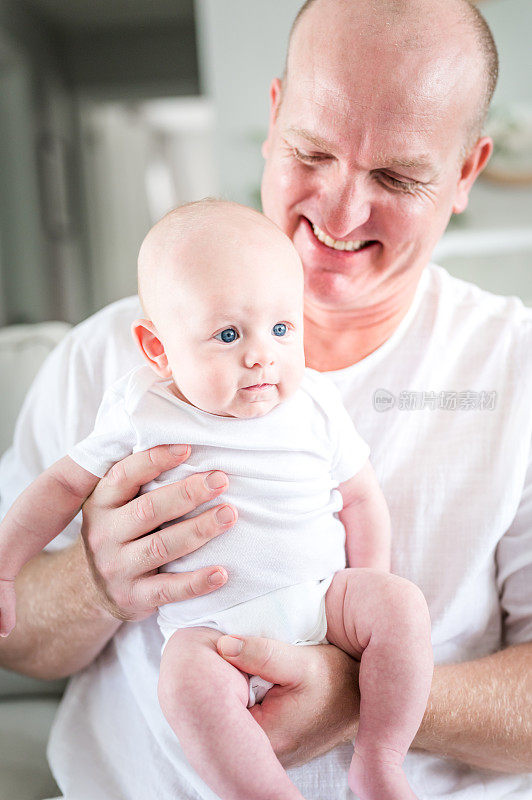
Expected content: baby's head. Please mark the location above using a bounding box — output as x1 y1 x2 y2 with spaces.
133 199 305 418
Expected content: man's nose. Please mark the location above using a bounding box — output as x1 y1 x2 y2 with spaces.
321 175 371 240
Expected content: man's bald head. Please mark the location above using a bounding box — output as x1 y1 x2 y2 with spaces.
284 0 498 150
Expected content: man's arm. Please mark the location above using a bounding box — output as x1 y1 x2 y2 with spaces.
0 538 119 679
415 642 532 772
217 636 532 773
0 445 236 678
0 457 99 636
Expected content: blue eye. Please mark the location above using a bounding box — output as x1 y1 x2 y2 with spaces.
272 323 287 337
215 327 239 343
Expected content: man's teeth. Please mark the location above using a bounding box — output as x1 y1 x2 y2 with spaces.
312 223 368 251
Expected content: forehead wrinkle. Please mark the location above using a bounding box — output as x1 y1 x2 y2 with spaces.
284 80 450 144
312 86 445 121
287 25 472 121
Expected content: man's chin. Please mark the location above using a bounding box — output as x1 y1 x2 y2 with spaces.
303 268 370 309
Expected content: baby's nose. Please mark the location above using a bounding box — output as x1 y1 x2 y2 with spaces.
243 341 275 369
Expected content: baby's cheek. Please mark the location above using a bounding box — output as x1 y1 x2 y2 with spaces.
205 370 233 407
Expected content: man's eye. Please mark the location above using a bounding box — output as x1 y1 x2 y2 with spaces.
272 323 288 337
215 327 239 343
380 173 417 192
292 148 327 164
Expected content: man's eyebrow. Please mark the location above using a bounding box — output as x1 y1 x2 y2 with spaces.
284 126 335 151
285 128 437 175
380 154 436 173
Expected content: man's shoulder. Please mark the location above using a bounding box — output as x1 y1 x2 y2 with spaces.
56 296 144 385
16 296 145 452
427 264 532 332
422 265 532 390
69 295 143 347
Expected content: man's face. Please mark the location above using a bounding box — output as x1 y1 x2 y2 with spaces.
261 6 491 312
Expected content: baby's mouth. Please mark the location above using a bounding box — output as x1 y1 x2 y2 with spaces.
309 220 375 252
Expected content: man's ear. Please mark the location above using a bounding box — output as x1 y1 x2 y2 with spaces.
261 78 283 160
452 136 493 214
131 319 172 379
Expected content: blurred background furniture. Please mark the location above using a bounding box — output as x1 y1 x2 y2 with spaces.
0 321 70 800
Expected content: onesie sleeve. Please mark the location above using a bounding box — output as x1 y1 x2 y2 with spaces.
68 381 137 478
304 370 370 484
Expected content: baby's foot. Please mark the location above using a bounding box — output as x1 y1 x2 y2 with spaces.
348 749 418 800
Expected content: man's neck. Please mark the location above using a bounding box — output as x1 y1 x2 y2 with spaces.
303 285 418 372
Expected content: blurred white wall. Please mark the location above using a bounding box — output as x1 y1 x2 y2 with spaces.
79 97 218 309
482 0 532 106
195 0 302 209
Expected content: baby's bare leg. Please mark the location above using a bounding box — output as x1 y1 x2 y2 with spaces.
325 568 433 800
159 627 304 800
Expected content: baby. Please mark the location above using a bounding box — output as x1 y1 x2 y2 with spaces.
0 200 432 800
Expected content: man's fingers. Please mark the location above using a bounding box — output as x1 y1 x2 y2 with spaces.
131 504 237 570
139 567 228 608
0 608 15 637
217 635 303 687
109 469 229 544
0 580 16 637
95 444 192 507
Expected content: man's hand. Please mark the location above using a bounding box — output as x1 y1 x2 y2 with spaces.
217 635 360 768
0 577 16 637
82 444 237 621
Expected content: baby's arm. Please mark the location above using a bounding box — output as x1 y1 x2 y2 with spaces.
339 461 391 572
0 455 99 635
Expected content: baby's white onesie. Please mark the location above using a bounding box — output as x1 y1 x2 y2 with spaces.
69 365 369 699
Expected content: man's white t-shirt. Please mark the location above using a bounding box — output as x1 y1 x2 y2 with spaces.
68 365 369 644
1 264 531 800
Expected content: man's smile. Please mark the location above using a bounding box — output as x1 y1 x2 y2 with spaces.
311 221 372 252
299 217 379 261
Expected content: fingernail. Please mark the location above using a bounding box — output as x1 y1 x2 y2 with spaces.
216 505 235 524
218 635 243 657
208 569 226 586
205 471 226 490
169 444 189 456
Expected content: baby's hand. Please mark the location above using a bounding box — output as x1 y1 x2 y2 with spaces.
0 578 16 637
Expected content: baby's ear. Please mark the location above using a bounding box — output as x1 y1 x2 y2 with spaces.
131 319 172 379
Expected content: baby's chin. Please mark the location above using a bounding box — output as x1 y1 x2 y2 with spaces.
225 398 282 419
